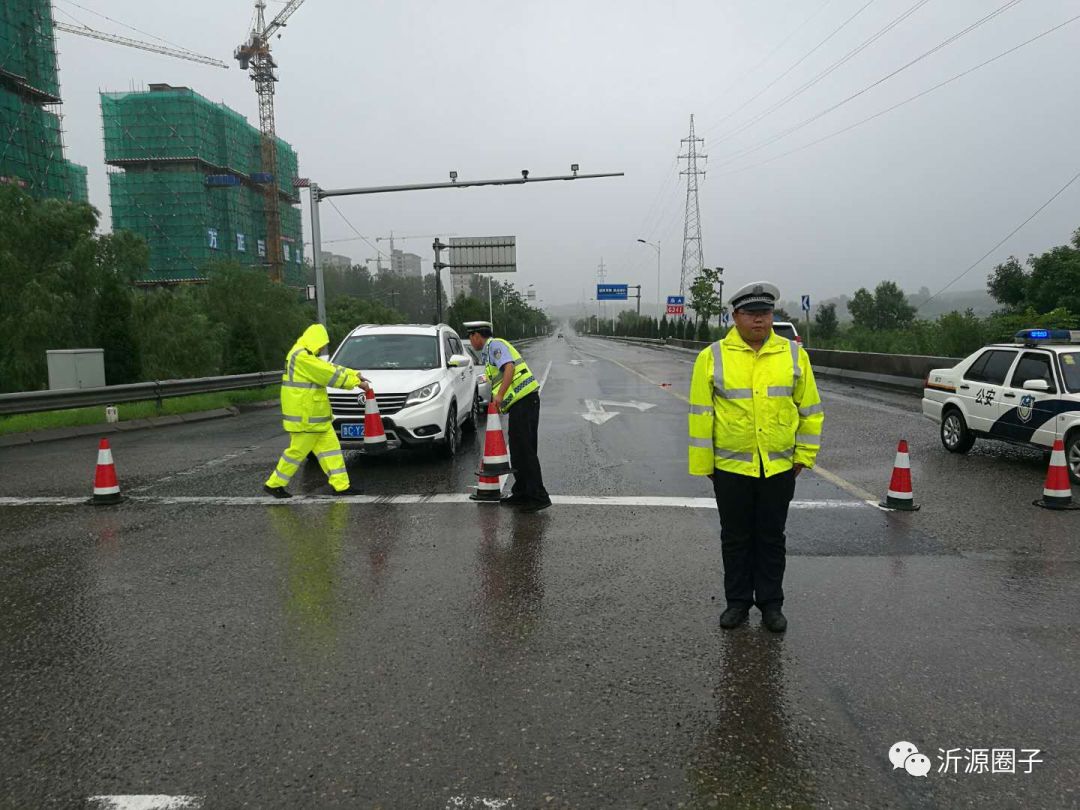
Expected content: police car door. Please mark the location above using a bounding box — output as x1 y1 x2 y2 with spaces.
997 350 1059 445
959 348 1018 433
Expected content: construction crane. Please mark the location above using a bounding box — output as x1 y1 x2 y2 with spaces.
234 0 307 283
53 21 229 68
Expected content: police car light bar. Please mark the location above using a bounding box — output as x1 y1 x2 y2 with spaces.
1014 328 1080 345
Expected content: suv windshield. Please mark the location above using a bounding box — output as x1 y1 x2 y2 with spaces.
773 323 798 341
1061 352 1080 393
335 334 440 371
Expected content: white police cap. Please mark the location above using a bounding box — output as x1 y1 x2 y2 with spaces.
463 321 494 334
729 281 780 312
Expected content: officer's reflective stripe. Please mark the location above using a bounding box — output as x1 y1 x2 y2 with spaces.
512 376 536 393
715 448 754 462
715 387 753 400
326 467 347 476
274 457 297 481
308 416 332 424
796 433 820 446
283 415 304 423
689 437 713 449
282 380 318 389
689 404 712 415
767 386 794 397
328 367 344 387
799 403 824 417
711 342 753 399
790 340 801 379
769 448 795 461
316 450 342 459
287 349 305 381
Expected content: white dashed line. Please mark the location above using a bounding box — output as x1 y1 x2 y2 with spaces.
87 797 203 810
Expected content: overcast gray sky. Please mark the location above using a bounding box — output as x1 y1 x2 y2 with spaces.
53 0 1080 314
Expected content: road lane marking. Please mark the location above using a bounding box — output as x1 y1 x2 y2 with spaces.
87 797 203 810
582 399 656 425
537 359 553 392
574 337 880 504
0 495 867 509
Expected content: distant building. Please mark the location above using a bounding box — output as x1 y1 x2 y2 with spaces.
320 252 353 269
390 249 422 278
450 272 476 302
101 84 303 284
0 0 88 201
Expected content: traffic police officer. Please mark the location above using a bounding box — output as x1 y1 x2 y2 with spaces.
264 323 371 498
688 282 824 632
465 321 551 513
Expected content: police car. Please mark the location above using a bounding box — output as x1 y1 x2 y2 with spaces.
922 329 1080 483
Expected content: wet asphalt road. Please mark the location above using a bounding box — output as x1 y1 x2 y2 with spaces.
1 334 1078 809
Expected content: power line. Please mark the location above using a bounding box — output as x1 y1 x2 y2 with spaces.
716 12 1080 177
710 0 933 149
325 199 390 261
704 0 837 129
714 0 1027 169
705 0 876 137
919 168 1080 310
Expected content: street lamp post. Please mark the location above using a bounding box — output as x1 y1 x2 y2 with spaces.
637 239 661 320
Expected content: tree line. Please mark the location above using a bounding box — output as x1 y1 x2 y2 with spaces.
0 189 550 393
576 227 1079 358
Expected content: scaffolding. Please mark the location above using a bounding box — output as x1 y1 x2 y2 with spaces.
102 84 303 285
0 0 88 201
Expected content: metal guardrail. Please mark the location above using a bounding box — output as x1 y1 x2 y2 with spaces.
0 371 282 416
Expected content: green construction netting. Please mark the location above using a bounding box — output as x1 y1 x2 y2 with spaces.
101 87 299 197
0 0 60 99
0 87 85 201
110 167 303 284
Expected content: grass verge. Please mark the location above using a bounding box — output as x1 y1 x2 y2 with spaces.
0 386 279 436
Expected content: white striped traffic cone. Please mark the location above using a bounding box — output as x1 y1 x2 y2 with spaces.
470 473 502 502
362 390 388 453
477 401 513 476
879 439 919 511
87 437 123 506
1034 439 1079 510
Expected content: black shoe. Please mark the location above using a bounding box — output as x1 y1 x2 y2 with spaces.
263 485 292 499
500 494 529 506
719 606 749 629
762 608 788 633
518 497 552 514
330 486 362 496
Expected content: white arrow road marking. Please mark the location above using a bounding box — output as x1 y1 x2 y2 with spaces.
581 399 656 424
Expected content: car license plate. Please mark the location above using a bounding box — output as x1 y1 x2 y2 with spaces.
340 423 365 439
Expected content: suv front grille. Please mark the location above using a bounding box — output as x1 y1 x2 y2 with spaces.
329 392 410 417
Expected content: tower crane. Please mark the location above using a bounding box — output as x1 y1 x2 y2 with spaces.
54 21 228 68
234 0 307 283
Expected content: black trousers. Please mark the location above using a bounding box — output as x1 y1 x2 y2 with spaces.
712 468 797 609
508 393 548 501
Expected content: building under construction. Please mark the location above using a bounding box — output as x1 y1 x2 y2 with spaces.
102 84 303 285
0 0 89 201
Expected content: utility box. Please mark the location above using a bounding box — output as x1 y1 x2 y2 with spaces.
47 349 106 390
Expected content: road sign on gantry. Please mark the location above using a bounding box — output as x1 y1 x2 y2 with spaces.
597 284 629 301
448 236 516 274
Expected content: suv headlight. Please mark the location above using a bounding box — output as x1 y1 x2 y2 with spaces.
405 382 441 406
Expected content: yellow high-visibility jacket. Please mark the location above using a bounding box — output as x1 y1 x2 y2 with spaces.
688 329 824 478
280 324 363 433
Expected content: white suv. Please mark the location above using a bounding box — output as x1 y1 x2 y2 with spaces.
327 323 485 458
923 329 1080 483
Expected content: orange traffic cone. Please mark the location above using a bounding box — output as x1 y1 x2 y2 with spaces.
87 437 123 506
363 390 388 453
879 439 919 511
471 473 503 503
1034 439 1079 510
477 400 513 476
